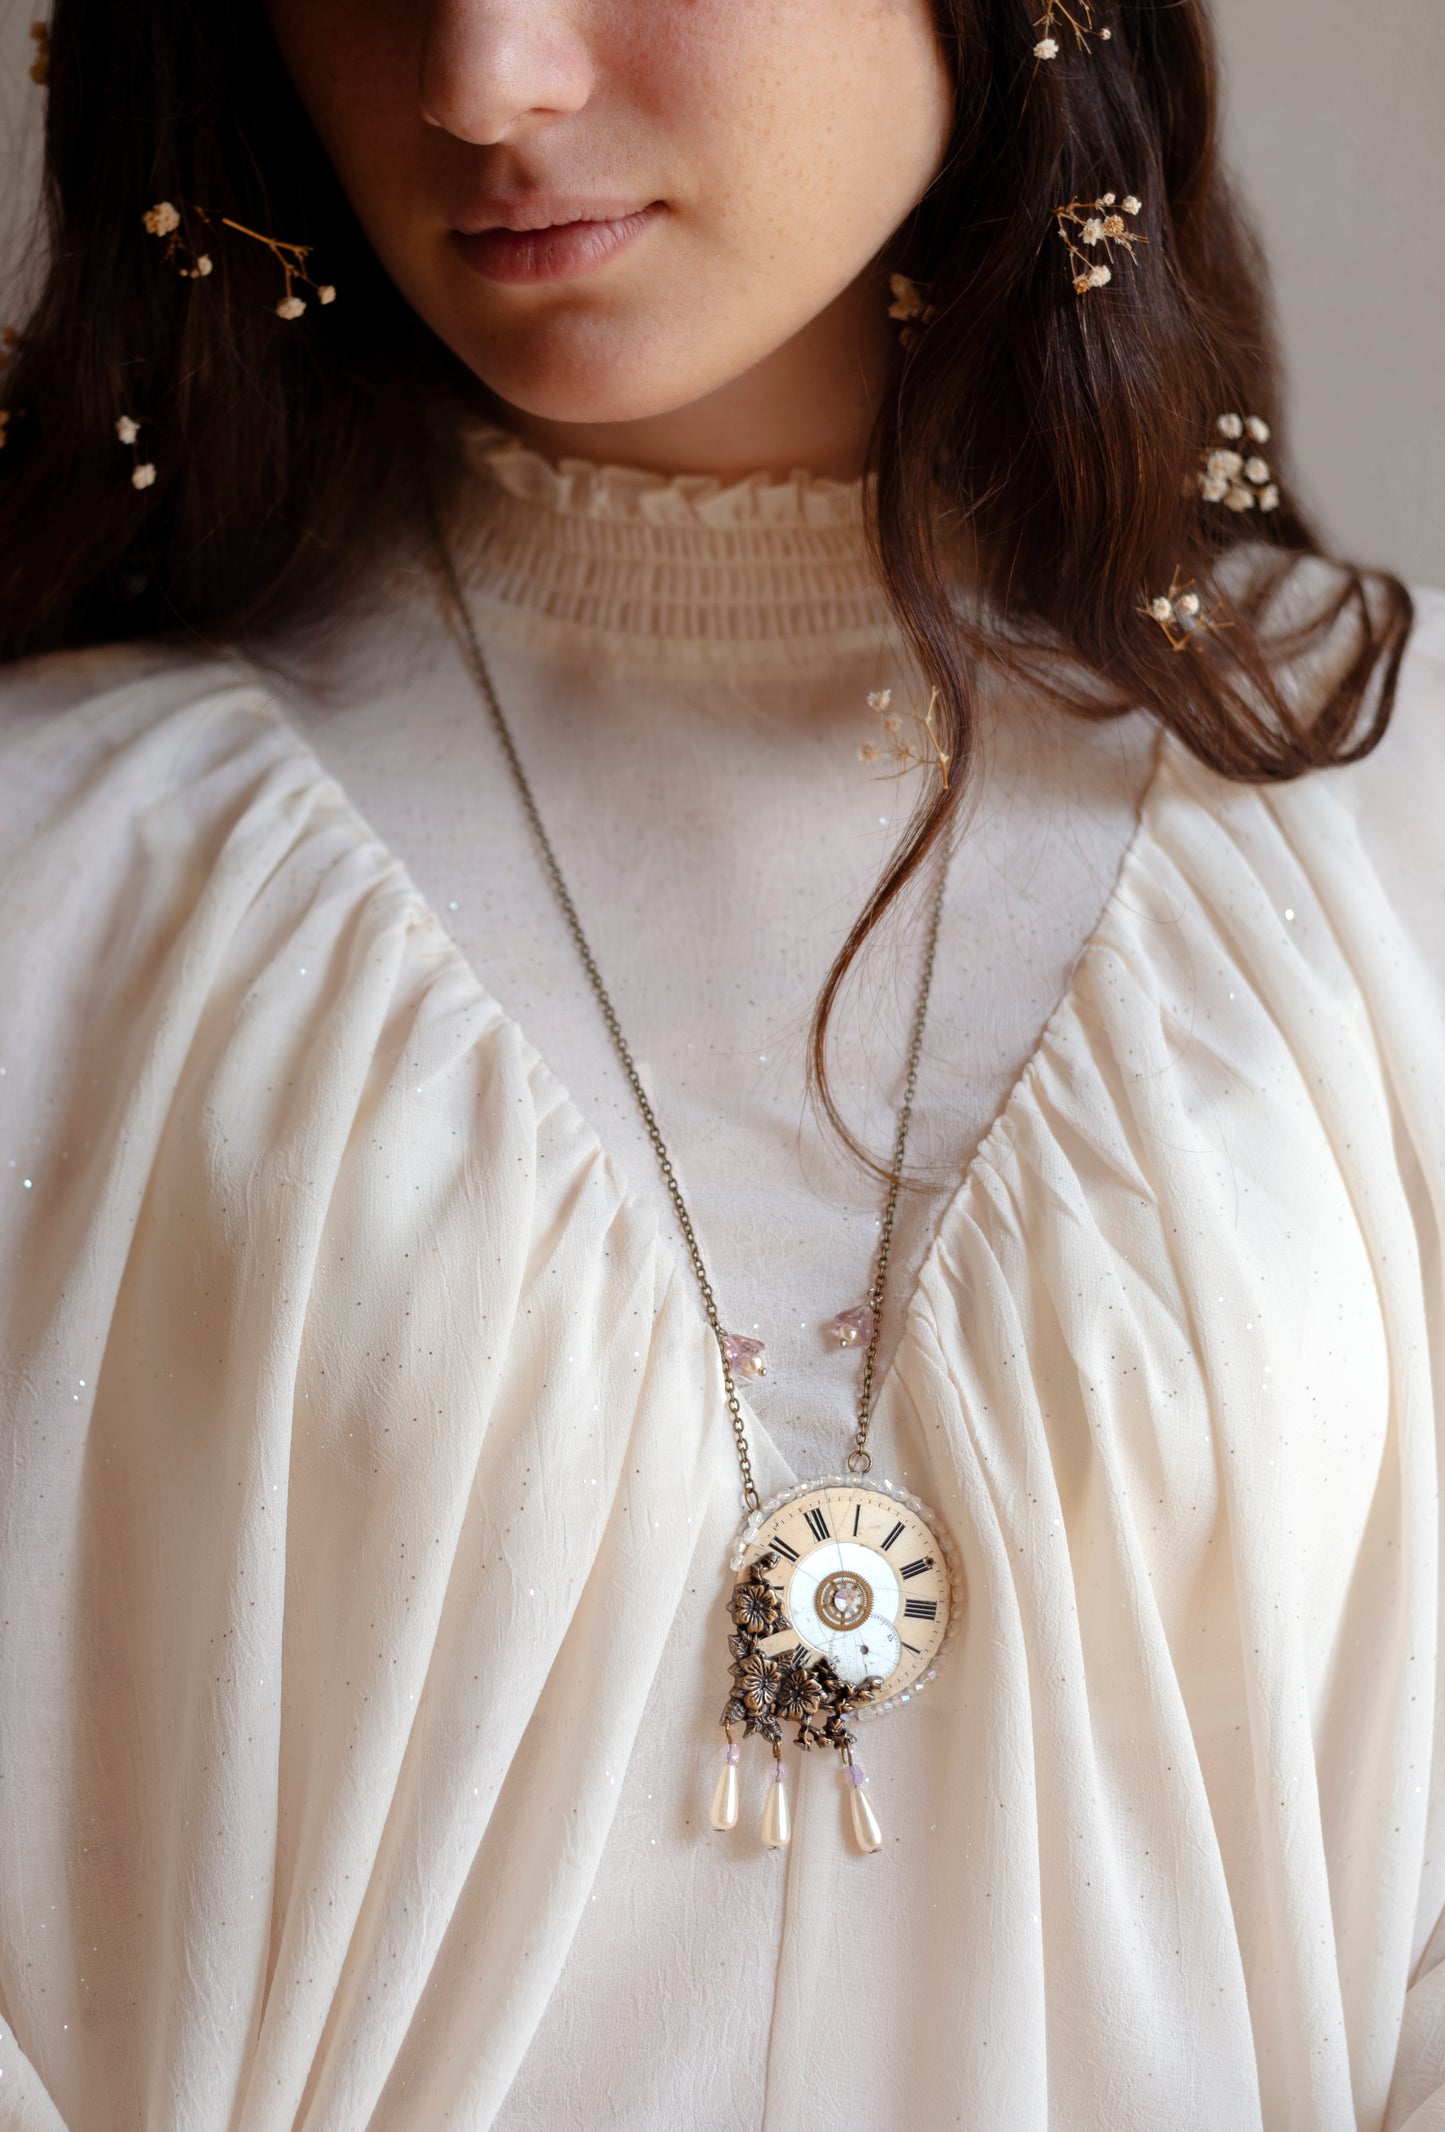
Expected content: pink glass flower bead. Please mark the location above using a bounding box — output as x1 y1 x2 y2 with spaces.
827 1304 875 1349
722 1332 768 1378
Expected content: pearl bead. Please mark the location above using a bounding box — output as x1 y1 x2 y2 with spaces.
848 1780 884 1853
708 1759 740 1833
760 1762 791 1849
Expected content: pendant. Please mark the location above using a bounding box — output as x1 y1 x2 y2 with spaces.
721 1332 768 1379
709 1474 960 1856
825 1304 875 1349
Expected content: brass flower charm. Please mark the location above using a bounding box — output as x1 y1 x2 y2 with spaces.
774 1646 824 1722
731 1581 779 1634
735 1651 781 1718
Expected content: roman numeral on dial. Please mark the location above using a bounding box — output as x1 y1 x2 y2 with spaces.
900 1556 933 1580
881 1520 905 1551
903 1596 938 1621
770 1537 799 1562
804 1506 830 1544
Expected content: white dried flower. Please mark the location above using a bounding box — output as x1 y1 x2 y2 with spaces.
1099 25 1112 37
1122 194 1141 215
143 201 180 237
195 254 213 277
1088 263 1112 287
276 294 307 320
317 284 336 305
1149 596 1174 623
1082 217 1105 245
1177 591 1201 616
1207 449 1243 480
883 714 903 735
858 741 881 764
1034 35 1059 57
1101 192 1116 206
1244 455 1271 484
1103 214 1125 237
115 414 139 445
1199 474 1229 503
1259 483 1281 511
1224 485 1255 511
1245 415 1271 443
866 689 892 711
1216 412 1244 439
131 462 156 490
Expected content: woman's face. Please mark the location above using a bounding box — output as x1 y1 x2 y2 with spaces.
265 0 954 432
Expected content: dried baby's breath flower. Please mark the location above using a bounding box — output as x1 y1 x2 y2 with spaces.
1032 1 1112 61
1054 191 1146 295
142 198 337 319
1140 568 1231 654
1198 415 1280 517
1122 194 1141 215
858 684 950 787
115 411 157 492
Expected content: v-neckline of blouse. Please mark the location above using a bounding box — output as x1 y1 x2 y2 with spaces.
254 671 1173 1499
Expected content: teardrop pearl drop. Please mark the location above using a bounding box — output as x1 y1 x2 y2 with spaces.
848 1781 884 1854
709 1759 740 1833
760 1764 792 1849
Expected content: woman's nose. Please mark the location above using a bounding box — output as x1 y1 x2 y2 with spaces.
419 0 595 142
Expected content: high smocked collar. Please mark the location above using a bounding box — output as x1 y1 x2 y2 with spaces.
445 415 899 676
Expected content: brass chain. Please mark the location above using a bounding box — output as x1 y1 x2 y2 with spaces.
430 515 947 1516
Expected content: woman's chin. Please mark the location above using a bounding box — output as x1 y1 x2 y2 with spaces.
459 347 732 431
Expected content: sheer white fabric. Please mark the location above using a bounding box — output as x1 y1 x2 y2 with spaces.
0 431 1442 2131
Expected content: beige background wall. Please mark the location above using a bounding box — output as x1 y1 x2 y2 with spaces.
2 0 1442 588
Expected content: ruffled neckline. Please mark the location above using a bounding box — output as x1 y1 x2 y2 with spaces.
455 416 872 533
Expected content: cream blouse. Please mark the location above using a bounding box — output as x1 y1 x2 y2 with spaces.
0 425 1443 2132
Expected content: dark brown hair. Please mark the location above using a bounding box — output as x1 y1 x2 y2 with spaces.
0 0 1414 1166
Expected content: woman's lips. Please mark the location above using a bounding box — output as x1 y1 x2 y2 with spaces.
452 205 664 286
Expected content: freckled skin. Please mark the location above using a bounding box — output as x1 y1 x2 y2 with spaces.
264 0 953 476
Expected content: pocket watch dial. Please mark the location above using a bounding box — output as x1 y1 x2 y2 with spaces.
742 1480 952 1700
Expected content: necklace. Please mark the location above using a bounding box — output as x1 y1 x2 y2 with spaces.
431 521 962 1859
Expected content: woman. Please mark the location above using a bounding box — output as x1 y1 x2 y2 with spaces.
0 0 1441 2125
